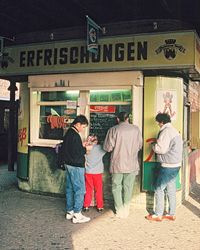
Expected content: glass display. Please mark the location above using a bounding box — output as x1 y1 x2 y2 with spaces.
90 89 131 102
39 91 79 140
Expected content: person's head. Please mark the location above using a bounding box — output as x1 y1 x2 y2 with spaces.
155 113 171 127
117 112 130 123
87 134 98 145
71 115 88 133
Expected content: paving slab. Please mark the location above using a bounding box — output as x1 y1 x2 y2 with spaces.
0 165 200 250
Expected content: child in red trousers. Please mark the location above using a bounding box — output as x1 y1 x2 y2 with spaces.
83 135 106 212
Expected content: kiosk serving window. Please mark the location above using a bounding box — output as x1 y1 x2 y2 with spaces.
30 90 79 146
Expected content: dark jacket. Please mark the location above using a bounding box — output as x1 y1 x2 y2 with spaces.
61 126 86 168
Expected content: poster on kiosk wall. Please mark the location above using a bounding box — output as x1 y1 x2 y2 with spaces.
17 83 29 179
143 77 183 191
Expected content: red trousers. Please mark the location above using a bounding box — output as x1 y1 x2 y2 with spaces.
83 173 104 209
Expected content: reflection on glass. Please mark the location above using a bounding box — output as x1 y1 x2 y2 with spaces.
40 106 66 140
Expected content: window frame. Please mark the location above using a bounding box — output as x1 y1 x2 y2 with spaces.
29 88 80 147
29 85 140 147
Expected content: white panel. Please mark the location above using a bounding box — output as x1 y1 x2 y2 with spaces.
133 85 143 129
28 71 143 88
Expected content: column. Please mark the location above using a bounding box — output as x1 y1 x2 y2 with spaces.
7 80 18 171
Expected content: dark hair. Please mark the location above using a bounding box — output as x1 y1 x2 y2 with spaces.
117 112 129 122
155 113 171 124
88 133 99 144
89 133 98 140
71 115 89 126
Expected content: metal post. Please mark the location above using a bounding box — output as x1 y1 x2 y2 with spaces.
7 80 18 171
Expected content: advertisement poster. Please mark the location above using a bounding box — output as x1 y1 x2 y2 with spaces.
18 83 29 153
156 90 177 120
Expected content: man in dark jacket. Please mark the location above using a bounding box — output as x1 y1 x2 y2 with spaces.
62 115 90 224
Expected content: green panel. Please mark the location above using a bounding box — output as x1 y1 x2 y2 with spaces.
17 152 29 180
29 147 65 194
176 172 181 190
41 90 79 101
90 90 132 102
142 162 181 191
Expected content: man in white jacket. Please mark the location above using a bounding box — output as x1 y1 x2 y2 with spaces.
146 113 183 222
103 112 142 218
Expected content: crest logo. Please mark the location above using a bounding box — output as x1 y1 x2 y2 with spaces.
155 39 186 60
89 27 97 43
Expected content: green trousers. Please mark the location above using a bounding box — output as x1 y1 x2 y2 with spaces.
112 172 136 213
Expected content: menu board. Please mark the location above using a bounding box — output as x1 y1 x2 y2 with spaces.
89 104 132 143
89 113 117 143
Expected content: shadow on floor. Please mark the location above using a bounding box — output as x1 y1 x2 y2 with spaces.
182 183 200 218
0 162 18 191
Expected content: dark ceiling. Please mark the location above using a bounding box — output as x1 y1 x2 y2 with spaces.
0 0 200 39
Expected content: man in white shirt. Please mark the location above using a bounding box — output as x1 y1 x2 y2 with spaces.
146 113 183 222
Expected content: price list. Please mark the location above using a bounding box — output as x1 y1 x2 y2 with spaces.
89 113 117 143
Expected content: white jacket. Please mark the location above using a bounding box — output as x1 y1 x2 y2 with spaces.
103 121 143 174
153 123 183 167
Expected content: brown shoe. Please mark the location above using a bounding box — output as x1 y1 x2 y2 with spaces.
162 214 176 221
145 214 162 222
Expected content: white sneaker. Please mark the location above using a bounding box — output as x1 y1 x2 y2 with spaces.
123 204 130 218
115 208 125 219
72 212 91 224
65 210 74 220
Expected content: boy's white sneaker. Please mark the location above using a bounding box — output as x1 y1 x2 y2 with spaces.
72 212 91 224
65 210 74 220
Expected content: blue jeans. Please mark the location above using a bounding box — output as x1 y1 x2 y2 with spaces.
65 164 85 213
154 167 180 216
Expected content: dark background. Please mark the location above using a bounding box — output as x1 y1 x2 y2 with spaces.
0 0 200 38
